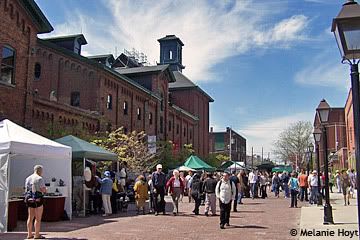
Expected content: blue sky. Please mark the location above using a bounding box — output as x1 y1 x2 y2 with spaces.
35 0 351 158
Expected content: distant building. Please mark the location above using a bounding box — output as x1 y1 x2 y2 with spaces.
209 127 246 162
313 105 347 170
345 89 355 169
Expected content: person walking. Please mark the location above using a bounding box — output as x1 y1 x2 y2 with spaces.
272 172 281 198
134 175 149 214
166 170 184 215
25 165 46 239
248 170 257 199
96 171 113 216
179 171 186 202
147 175 154 213
237 170 246 205
281 171 290 198
298 169 308 202
186 170 193 203
348 169 356 199
190 174 203 215
229 171 240 211
335 170 342 193
308 170 319 205
341 170 351 206
216 172 236 229
152 164 167 215
259 172 268 199
288 172 299 208
203 173 218 216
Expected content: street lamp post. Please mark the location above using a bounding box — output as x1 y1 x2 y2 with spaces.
307 144 314 177
313 128 323 206
332 0 360 230
316 99 334 225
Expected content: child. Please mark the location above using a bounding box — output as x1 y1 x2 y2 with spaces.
134 175 148 214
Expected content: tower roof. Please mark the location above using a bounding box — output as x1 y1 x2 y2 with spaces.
158 35 184 46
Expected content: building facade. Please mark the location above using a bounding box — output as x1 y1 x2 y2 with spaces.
345 89 356 169
209 127 247 162
0 0 213 158
313 106 347 170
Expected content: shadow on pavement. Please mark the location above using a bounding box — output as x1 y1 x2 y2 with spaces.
1 233 88 240
238 210 265 213
229 225 268 229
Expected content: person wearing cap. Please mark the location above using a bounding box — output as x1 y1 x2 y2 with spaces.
96 171 113 216
216 172 236 229
151 164 167 215
308 170 318 205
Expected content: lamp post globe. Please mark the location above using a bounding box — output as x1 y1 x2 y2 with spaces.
316 99 330 124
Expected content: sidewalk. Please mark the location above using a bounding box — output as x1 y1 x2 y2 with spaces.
299 192 358 240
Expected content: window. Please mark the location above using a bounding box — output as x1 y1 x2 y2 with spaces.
123 101 128 115
149 112 153 125
70 91 80 107
137 107 141 120
184 127 186 137
74 40 80 54
34 63 41 80
1 46 15 84
176 124 179 134
168 121 172 131
160 116 164 134
169 50 173 60
106 94 112 109
160 93 164 112
190 130 192 139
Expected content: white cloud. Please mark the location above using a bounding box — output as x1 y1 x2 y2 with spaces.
294 51 350 90
237 112 313 156
40 0 310 83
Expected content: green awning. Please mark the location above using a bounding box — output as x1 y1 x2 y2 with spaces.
183 155 215 171
55 135 117 161
271 165 293 173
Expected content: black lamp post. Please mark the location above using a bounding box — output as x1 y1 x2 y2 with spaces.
307 143 314 177
332 0 360 231
313 127 323 206
316 99 334 225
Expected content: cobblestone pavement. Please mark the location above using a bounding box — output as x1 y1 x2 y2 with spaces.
2 193 302 240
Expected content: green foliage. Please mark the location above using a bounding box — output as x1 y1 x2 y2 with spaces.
92 127 158 173
205 153 229 168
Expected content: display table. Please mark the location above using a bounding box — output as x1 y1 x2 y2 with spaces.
17 196 66 222
8 199 22 231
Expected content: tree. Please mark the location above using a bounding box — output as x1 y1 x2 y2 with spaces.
205 153 229 168
273 121 313 168
92 127 159 173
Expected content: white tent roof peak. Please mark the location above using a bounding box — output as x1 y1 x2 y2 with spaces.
0 119 71 158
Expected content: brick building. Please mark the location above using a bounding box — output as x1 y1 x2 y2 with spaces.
0 0 213 158
313 106 347 170
209 127 247 162
345 89 356 169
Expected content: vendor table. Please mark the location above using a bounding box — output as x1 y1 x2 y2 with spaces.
7 199 22 231
17 196 66 222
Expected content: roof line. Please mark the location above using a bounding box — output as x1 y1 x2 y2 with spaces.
37 38 161 101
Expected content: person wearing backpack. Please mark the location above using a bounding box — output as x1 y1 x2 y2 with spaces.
216 172 236 229
25 165 47 239
288 172 299 208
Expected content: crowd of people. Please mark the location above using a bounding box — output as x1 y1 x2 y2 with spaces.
23 163 358 238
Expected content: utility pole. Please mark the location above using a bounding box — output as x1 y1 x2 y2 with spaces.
261 147 264 163
229 127 232 162
251 147 254 169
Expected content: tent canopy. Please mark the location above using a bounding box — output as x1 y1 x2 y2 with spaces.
0 119 71 158
271 165 293 173
0 119 72 232
183 155 215 171
55 135 117 161
218 161 246 171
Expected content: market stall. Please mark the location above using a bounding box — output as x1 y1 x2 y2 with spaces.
0 119 72 233
218 161 247 173
183 155 215 171
55 135 117 216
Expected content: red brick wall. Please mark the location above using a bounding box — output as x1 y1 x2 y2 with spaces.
0 0 39 126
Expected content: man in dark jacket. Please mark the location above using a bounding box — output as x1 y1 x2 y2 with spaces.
151 164 167 215
229 171 240 212
203 173 218 216
190 173 203 215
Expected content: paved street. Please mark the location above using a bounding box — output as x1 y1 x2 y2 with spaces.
2 194 301 240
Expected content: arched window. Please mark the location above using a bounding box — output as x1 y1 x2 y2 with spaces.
137 107 141 120
123 101 128 115
149 112 153 125
34 63 41 80
169 50 173 60
106 94 112 110
71 91 80 107
1 45 16 84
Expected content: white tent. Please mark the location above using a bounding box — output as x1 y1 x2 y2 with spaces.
0 119 72 232
226 162 246 172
